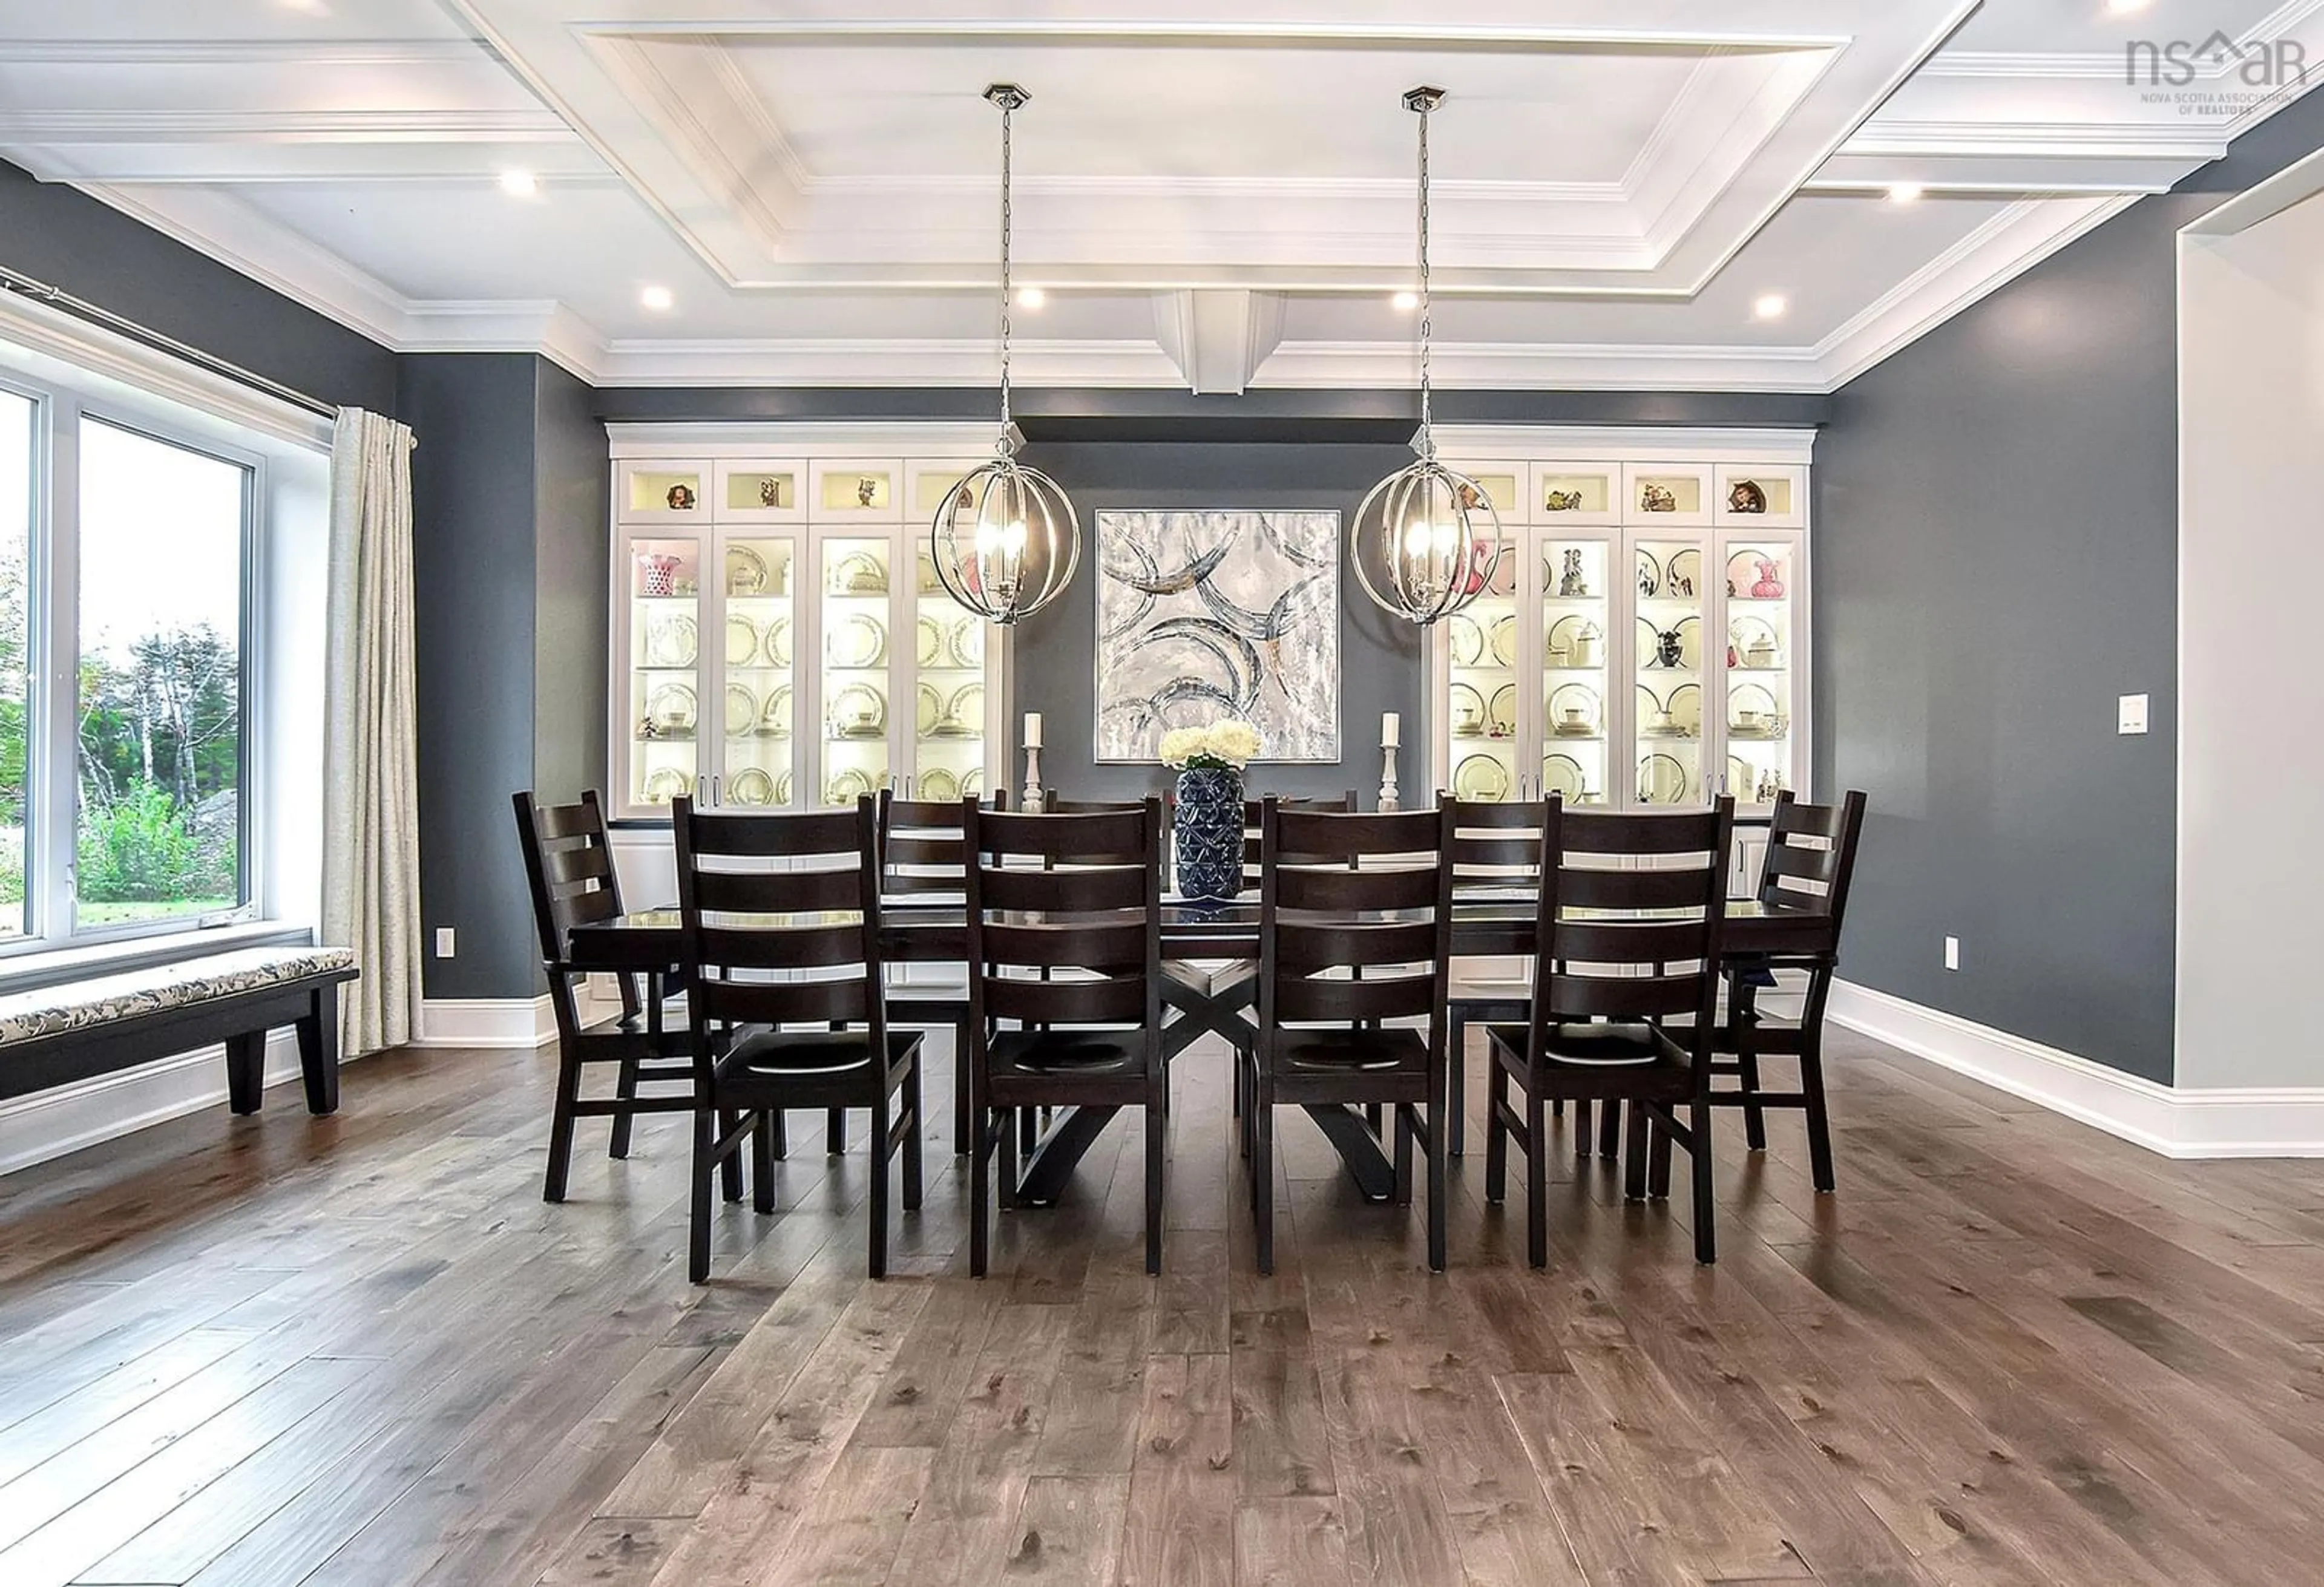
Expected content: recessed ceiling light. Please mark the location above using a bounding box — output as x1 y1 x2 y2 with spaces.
1753 293 1789 321
1014 286 1046 309
1391 290 1420 312
497 170 538 198
640 285 674 312
2106 0 2150 15
1887 182 1925 205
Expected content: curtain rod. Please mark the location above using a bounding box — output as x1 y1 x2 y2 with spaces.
0 263 341 422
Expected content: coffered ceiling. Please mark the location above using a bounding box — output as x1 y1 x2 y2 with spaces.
0 1 2316 393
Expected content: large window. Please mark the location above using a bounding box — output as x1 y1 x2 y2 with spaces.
0 371 258 952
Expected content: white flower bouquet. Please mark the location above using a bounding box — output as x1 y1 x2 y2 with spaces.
1158 719 1264 771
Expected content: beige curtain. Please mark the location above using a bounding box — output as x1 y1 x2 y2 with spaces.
323 408 423 1055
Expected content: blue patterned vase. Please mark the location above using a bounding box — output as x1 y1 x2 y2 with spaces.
1173 767 1245 903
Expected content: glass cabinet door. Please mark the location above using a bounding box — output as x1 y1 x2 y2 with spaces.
622 533 706 814
1630 533 1710 807
1540 533 1612 807
1720 531 1800 807
1443 540 1523 804
819 534 894 805
717 532 797 808
913 545 988 803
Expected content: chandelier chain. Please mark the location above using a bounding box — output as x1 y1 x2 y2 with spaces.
1416 94 1433 445
998 98 1014 435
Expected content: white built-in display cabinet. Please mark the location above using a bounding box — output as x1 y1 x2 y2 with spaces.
1427 430 1812 823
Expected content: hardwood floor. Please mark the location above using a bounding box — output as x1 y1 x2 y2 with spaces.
4 1026 2324 1585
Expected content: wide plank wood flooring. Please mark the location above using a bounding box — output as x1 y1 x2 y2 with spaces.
5 1026 2324 1585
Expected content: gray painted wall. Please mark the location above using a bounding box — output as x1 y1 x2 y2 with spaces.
1009 441 1426 805
532 358 609 807
1813 86 2324 1085
401 353 543 1003
1 160 398 414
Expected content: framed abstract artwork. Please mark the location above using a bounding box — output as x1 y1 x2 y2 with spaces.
1094 509 1341 762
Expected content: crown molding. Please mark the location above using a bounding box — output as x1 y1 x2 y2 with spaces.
0 107 571 142
1255 339 1828 393
0 39 496 67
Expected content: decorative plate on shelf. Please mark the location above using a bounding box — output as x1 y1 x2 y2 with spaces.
1638 753 1690 805
830 550 888 595
961 767 983 798
772 770 793 805
1448 613 1485 667
1664 548 1702 600
1725 754 1751 797
1542 753 1587 802
917 682 944 736
1728 681 1782 736
1547 681 1601 737
917 549 943 595
917 614 945 668
945 682 985 736
1453 753 1512 802
1546 614 1597 668
948 618 985 669
642 767 692 805
724 613 760 669
1666 681 1703 737
724 682 758 738
829 682 887 739
1488 614 1520 668
1726 549 1788 600
764 617 792 667
1636 681 1677 737
760 684 792 738
827 612 887 669
728 767 775 807
726 543 769 597
1449 681 1487 738
646 681 697 733
921 767 960 803
826 768 875 805
1635 548 1662 599
644 613 697 669
1487 683 1518 738
1728 614 1781 668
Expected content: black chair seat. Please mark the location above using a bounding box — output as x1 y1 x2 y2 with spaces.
989 1027 1146 1079
1485 1020 1693 1101
1269 1026 1431 1107
722 1026 919 1082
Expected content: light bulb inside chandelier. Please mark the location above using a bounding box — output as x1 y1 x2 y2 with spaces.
1351 85 1505 626
930 83 1081 626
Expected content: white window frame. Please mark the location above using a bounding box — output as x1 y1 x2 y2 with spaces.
0 361 268 957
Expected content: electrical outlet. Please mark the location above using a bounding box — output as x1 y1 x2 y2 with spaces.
435 927 456 958
2118 693 2149 735
1944 935 1960 972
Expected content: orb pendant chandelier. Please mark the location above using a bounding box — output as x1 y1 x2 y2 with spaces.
930 83 1081 627
1350 87 1505 627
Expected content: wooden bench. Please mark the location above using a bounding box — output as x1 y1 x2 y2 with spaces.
0 946 358 1116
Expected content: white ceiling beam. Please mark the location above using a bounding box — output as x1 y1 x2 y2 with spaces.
1154 289 1285 395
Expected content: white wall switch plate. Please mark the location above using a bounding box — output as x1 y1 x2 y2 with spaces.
1944 935 1960 972
435 927 456 958
2118 693 2149 735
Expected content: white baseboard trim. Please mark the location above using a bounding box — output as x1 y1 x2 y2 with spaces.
1828 980 2324 1159
416 996 555 1050
0 1029 319 1178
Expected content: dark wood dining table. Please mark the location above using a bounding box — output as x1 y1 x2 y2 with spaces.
567 893 1833 1205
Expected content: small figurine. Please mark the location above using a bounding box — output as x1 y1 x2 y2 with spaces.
1655 627 1684 669
1640 482 1678 513
1558 548 1587 597
758 476 783 508
1543 488 1583 512
1728 479 1768 514
1669 568 1695 598
638 717 659 741
666 483 696 511
856 476 879 507
1456 480 1489 512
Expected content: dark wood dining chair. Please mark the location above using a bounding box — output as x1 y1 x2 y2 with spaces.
876 790 996 1156
1716 790 1868 1192
962 798 1167 1277
513 790 697 1203
1484 798 1735 1267
672 796 924 1282
1445 797 1546 1157
1252 799 1457 1273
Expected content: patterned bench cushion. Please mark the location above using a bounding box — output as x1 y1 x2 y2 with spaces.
0 946 356 1047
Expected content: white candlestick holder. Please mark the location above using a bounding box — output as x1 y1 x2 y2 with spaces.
1022 744 1043 811
1378 744 1400 811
